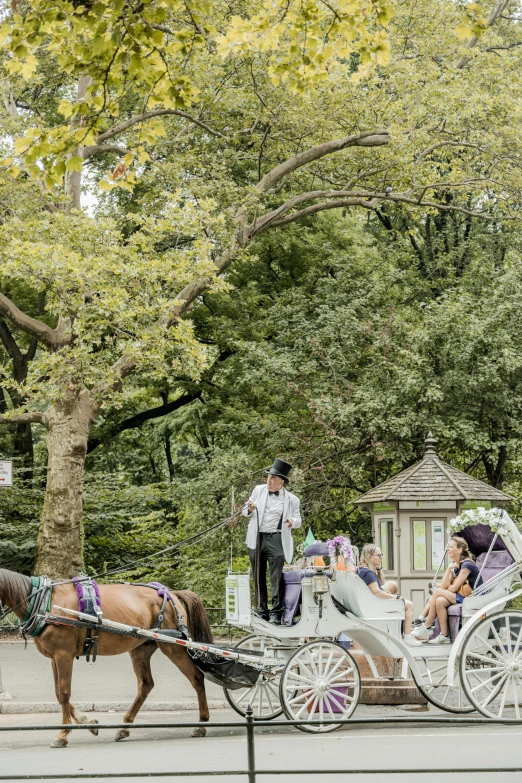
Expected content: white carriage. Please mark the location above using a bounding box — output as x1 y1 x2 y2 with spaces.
223 509 522 731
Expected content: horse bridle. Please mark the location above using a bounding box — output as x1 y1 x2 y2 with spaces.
0 581 51 624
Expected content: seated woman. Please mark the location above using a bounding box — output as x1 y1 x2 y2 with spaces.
412 536 482 644
357 544 421 647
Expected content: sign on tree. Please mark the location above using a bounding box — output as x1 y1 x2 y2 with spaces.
0 461 13 487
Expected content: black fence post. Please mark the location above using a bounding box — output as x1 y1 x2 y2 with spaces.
245 706 256 783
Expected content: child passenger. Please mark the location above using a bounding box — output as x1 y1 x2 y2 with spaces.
356 544 421 647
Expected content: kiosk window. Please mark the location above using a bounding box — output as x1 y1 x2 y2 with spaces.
380 519 394 570
412 520 427 570
431 520 446 570
412 519 447 571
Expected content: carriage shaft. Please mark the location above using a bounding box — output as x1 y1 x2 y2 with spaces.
51 605 281 672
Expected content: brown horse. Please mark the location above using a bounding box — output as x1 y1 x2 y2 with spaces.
0 568 212 747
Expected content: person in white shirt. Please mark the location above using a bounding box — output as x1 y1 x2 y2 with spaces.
243 459 302 624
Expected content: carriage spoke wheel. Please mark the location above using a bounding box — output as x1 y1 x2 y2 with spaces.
223 635 284 720
414 656 474 714
461 610 522 721
280 640 360 733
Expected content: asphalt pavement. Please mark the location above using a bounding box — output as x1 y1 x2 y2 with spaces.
2 640 522 781
0 641 227 712
0 710 522 782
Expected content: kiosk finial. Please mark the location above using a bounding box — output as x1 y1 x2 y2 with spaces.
424 431 437 456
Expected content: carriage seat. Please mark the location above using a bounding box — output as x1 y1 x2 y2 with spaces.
304 542 330 559
330 571 405 622
282 546 333 626
283 570 306 626
431 550 515 642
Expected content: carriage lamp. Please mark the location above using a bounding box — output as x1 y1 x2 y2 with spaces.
311 575 329 595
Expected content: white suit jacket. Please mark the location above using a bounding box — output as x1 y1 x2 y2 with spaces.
243 484 302 563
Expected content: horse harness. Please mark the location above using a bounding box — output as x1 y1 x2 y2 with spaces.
17 576 189 662
134 582 189 638
72 580 190 661
73 575 103 662
20 576 53 643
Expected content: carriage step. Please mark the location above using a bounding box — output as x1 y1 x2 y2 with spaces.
360 678 427 705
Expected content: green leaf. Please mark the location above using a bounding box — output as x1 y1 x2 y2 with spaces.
58 99 74 119
65 156 84 172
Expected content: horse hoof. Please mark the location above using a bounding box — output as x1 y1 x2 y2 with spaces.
191 727 207 738
50 738 68 748
89 720 99 737
115 728 130 742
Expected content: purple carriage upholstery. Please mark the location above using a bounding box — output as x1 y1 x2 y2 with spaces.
283 570 306 626
304 542 330 558
431 547 515 642
282 543 333 626
282 569 334 626
459 523 508 556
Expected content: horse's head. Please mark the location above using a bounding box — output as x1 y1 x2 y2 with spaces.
0 568 32 620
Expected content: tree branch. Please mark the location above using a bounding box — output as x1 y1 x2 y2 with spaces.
485 41 522 53
256 198 380 229
256 130 391 193
0 292 70 350
87 392 200 452
415 141 484 164
0 317 23 362
457 0 511 68
83 143 132 160
96 109 226 144
250 188 490 236
0 412 46 426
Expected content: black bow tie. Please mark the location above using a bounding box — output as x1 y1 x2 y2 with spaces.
269 490 280 496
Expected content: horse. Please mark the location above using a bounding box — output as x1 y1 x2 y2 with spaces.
0 568 212 748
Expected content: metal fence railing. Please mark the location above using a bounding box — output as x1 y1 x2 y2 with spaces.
0 611 18 632
1 710 522 779
205 606 229 634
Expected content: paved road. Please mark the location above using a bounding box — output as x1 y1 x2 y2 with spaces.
0 710 521 782
0 641 226 711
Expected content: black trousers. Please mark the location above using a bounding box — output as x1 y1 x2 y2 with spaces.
248 533 285 618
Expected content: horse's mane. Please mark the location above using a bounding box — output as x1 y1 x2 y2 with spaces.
0 569 32 611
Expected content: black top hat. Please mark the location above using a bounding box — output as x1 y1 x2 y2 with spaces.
265 458 292 483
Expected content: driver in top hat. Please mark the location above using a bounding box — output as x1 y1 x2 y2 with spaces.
243 458 302 624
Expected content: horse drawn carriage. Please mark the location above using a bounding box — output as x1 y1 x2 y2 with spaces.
221 507 522 730
52 507 522 733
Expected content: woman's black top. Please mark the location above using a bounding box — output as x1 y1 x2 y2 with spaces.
452 558 483 590
357 567 382 590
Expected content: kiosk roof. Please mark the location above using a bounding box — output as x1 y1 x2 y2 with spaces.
355 433 512 505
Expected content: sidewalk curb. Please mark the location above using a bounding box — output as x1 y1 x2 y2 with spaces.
0 700 229 714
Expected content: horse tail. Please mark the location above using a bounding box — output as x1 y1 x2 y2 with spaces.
174 590 214 643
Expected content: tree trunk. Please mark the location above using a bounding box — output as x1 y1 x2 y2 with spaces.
482 444 508 489
13 422 34 481
64 74 92 210
34 391 94 578
164 430 174 482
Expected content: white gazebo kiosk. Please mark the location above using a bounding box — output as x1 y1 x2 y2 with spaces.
355 433 512 615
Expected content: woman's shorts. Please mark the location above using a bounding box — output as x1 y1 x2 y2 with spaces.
455 594 464 604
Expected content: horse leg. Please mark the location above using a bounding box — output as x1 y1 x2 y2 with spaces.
51 660 99 737
158 644 209 737
115 642 157 742
50 653 76 748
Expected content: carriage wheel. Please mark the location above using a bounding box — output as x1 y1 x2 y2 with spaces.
280 640 360 733
414 656 474 714
460 610 522 720
223 635 284 720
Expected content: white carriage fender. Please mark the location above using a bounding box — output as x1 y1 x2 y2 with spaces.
445 586 522 687
341 611 428 686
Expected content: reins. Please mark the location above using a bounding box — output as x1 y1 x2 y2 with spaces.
0 465 271 624
0 505 244 624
